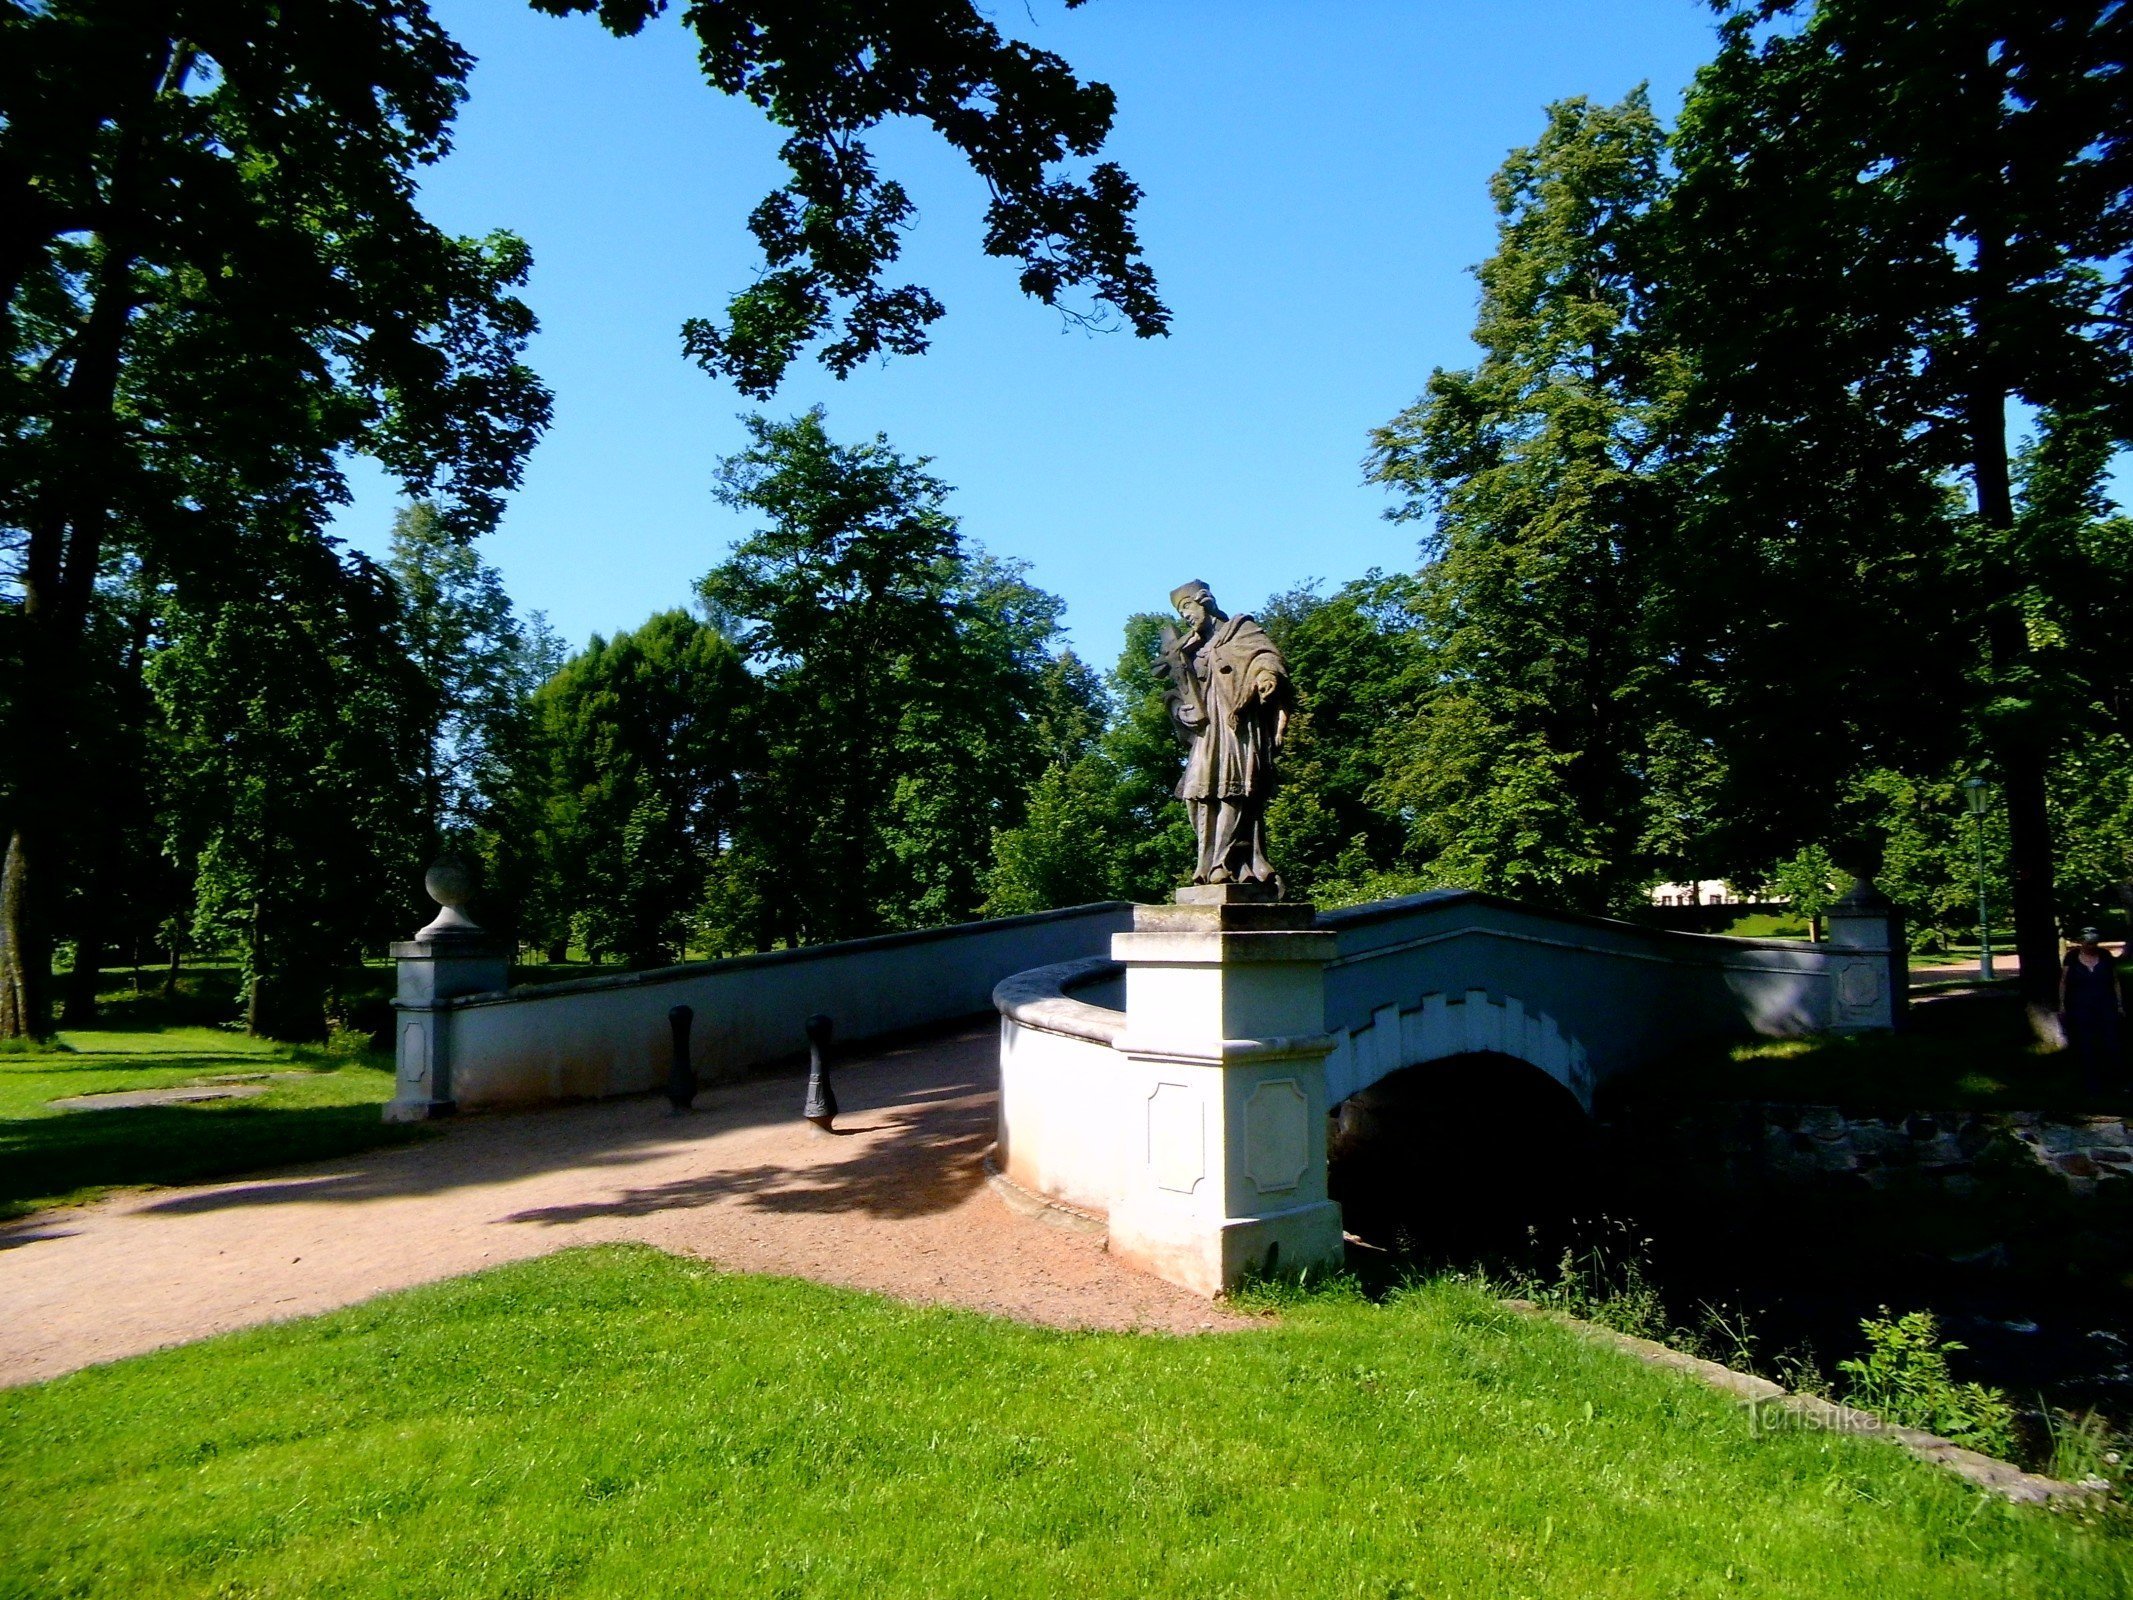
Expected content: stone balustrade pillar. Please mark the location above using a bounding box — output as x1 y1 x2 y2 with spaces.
1106 887 1345 1296
384 861 509 1124
1826 877 1906 1033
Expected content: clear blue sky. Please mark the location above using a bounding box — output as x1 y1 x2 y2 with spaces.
332 0 1726 664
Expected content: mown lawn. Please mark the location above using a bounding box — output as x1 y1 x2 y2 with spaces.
1 1246 2125 1599
0 1028 418 1219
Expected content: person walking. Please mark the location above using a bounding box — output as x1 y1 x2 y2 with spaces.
2060 927 2125 1097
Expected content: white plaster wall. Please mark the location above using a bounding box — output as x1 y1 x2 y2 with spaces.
996 1017 1130 1213
439 903 1133 1111
993 957 1132 1213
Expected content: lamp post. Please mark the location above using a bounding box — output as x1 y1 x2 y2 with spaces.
1962 777 1994 982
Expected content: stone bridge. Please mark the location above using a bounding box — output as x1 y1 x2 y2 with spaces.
379 874 1899 1302
994 886 1903 1295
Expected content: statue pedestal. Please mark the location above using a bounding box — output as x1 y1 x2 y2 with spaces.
1106 890 1344 1296
385 933 509 1122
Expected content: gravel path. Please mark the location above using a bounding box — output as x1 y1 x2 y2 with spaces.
0 1025 1244 1387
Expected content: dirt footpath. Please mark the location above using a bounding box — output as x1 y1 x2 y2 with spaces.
0 1026 1245 1387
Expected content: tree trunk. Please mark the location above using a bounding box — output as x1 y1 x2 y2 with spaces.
0 39 180 1040
0 830 43 1038
1970 383 2060 1011
246 897 265 1036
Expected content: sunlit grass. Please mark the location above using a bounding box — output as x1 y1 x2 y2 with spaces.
1 1246 2125 1598
0 1028 419 1219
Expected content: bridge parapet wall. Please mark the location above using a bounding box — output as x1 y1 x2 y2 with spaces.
390 901 1134 1119
1318 890 1898 1104
991 889 1904 1290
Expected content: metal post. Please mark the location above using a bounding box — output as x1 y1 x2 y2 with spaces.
666 1004 697 1113
803 1012 837 1132
1974 817 1995 982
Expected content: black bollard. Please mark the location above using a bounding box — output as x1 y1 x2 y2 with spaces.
802 1012 838 1132
666 1004 697 1113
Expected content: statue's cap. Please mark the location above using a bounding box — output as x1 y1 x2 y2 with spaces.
1170 580 1213 610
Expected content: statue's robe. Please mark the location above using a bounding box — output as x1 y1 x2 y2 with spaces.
1175 614 1290 801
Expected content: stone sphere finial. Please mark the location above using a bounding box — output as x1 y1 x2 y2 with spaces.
416 856 483 939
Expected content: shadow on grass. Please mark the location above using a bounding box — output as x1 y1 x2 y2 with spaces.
0 1092 428 1219
1612 988 2133 1118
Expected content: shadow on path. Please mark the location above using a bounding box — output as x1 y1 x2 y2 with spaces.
503 1095 993 1226
113 1024 998 1225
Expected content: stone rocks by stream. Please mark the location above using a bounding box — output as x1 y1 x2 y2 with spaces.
1611 1102 2133 1196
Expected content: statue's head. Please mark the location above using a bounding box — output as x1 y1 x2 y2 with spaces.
1169 580 1222 633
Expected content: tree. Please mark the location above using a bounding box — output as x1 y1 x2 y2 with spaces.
152 538 429 1038
1258 573 1429 901
2 2 552 1037
531 0 1169 396
387 502 532 850
3 0 1169 1036
1771 845 1840 942
526 612 755 969
1669 0 2133 1002
702 411 1072 944
1367 93 1687 913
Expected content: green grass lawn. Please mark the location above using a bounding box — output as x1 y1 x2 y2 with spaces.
1719 910 1813 940
0 1027 418 1219
0 1247 2124 1600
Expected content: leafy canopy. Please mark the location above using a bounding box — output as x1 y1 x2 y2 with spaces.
529 0 1169 395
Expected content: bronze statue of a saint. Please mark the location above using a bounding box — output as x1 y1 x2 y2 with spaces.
1158 581 1293 887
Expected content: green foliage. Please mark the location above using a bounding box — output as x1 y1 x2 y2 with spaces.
1258 573 1429 900
2044 1409 2129 1495
530 1 1168 395
701 411 1072 944
980 756 1123 916
526 612 754 968
1772 846 1841 929
1668 0 2133 990
387 502 554 851
1839 1310 2020 1460
151 545 429 1037
4 1247 2126 1597
1 1 551 1037
1503 1222 1673 1345
1368 93 1688 913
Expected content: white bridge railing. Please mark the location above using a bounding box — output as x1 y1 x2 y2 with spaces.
994 886 1903 1223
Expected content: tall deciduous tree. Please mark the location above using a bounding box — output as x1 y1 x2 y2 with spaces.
1 2 552 1037
528 612 754 968
1669 0 2133 1001
388 502 535 850
703 410 1070 943
152 538 428 1038
1258 573 1429 901
1368 93 1687 913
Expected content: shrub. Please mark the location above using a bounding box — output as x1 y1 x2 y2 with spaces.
1837 1309 2018 1459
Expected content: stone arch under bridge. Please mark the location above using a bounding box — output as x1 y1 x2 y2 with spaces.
1321 988 1595 1115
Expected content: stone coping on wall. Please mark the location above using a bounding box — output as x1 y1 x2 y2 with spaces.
991 956 1126 1045
429 901 1134 1011
1318 889 1842 959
